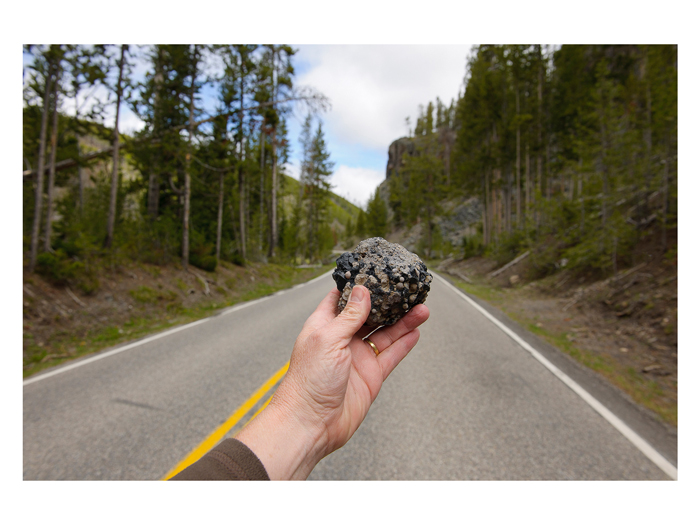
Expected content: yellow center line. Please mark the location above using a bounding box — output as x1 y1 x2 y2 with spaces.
162 361 289 480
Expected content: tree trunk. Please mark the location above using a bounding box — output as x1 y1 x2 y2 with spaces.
579 158 585 236
515 89 521 227
216 171 224 262
238 69 247 262
525 142 530 226
29 58 54 272
148 47 164 221
105 44 126 249
661 137 670 251
259 126 265 255
77 136 84 214
483 171 490 246
43 74 60 253
182 46 197 270
269 51 279 259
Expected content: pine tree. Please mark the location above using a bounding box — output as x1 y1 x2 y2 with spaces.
300 116 334 261
366 187 388 238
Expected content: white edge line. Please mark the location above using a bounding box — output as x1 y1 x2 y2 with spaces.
432 272 678 481
23 269 335 386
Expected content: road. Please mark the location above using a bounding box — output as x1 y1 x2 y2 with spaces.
23 270 677 480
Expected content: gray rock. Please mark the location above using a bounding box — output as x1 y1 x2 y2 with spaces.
332 237 432 327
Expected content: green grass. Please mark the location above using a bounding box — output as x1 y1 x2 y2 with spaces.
23 263 333 379
444 272 677 426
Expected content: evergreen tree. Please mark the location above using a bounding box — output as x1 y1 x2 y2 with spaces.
366 187 388 238
299 115 334 261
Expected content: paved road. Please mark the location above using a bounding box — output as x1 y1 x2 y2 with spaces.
23 270 677 480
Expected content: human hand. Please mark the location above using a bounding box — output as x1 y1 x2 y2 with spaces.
235 284 430 479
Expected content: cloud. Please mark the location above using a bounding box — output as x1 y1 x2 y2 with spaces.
283 162 382 208
296 45 473 154
329 165 385 208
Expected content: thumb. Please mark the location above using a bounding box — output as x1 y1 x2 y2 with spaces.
329 285 371 347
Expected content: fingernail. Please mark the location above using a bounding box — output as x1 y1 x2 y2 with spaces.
350 286 364 303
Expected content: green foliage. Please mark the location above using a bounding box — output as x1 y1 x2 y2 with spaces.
462 234 483 259
366 188 388 238
446 44 676 276
36 250 83 284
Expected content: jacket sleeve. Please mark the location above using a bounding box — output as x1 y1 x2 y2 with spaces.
169 438 270 480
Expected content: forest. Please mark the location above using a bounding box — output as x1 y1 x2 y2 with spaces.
22 44 347 292
388 45 677 276
23 44 678 289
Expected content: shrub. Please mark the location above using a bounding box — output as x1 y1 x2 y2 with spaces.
36 250 83 284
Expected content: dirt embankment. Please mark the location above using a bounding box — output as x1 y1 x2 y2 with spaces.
23 261 330 378
435 240 678 427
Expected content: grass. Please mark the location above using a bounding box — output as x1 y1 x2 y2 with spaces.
23 263 333 379
446 274 677 426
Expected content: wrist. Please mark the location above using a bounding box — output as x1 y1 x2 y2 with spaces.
235 384 329 480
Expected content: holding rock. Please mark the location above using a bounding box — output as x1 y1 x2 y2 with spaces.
332 237 432 327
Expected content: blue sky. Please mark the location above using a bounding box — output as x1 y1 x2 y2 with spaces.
23 44 474 208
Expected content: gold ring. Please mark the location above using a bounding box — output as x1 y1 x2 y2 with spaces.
366 338 380 356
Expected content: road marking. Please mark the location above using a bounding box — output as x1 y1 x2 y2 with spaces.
162 361 290 480
23 269 333 386
242 394 274 430
432 271 678 481
22 318 211 386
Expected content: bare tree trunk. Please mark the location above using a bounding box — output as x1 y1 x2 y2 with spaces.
525 142 530 226
515 89 521 227
259 126 265 255
536 45 543 228
29 59 54 272
483 172 490 246
644 50 653 193
148 48 164 221
105 45 126 249
238 76 247 262
216 171 224 262
579 159 585 236
661 137 670 251
182 46 197 270
77 136 84 214
269 51 279 259
43 75 60 253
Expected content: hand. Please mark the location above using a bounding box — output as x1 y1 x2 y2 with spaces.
235 285 430 479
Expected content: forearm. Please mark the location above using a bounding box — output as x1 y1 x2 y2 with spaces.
235 389 329 480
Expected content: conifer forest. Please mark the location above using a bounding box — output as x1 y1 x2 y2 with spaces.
23 44 677 282
390 45 677 275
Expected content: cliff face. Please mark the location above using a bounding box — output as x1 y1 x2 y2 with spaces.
381 135 482 253
385 137 418 179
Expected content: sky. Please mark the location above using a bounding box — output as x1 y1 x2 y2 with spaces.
23 45 473 209
286 45 473 207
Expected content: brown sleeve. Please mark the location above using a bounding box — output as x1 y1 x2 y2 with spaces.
169 438 270 480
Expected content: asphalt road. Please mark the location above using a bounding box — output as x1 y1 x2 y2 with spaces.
23 270 677 480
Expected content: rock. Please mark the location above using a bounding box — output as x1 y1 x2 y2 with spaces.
333 237 432 327
509 274 520 285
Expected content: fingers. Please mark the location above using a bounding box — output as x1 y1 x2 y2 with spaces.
325 285 371 348
299 287 341 337
376 328 421 382
366 304 430 353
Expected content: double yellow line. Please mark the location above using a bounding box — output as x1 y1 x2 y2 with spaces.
162 361 289 480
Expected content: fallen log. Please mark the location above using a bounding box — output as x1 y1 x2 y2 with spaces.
487 251 530 280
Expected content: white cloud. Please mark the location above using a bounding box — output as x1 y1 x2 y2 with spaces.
282 162 382 208
329 165 384 208
296 45 473 153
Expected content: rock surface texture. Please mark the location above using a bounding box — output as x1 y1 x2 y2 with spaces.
333 237 432 327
